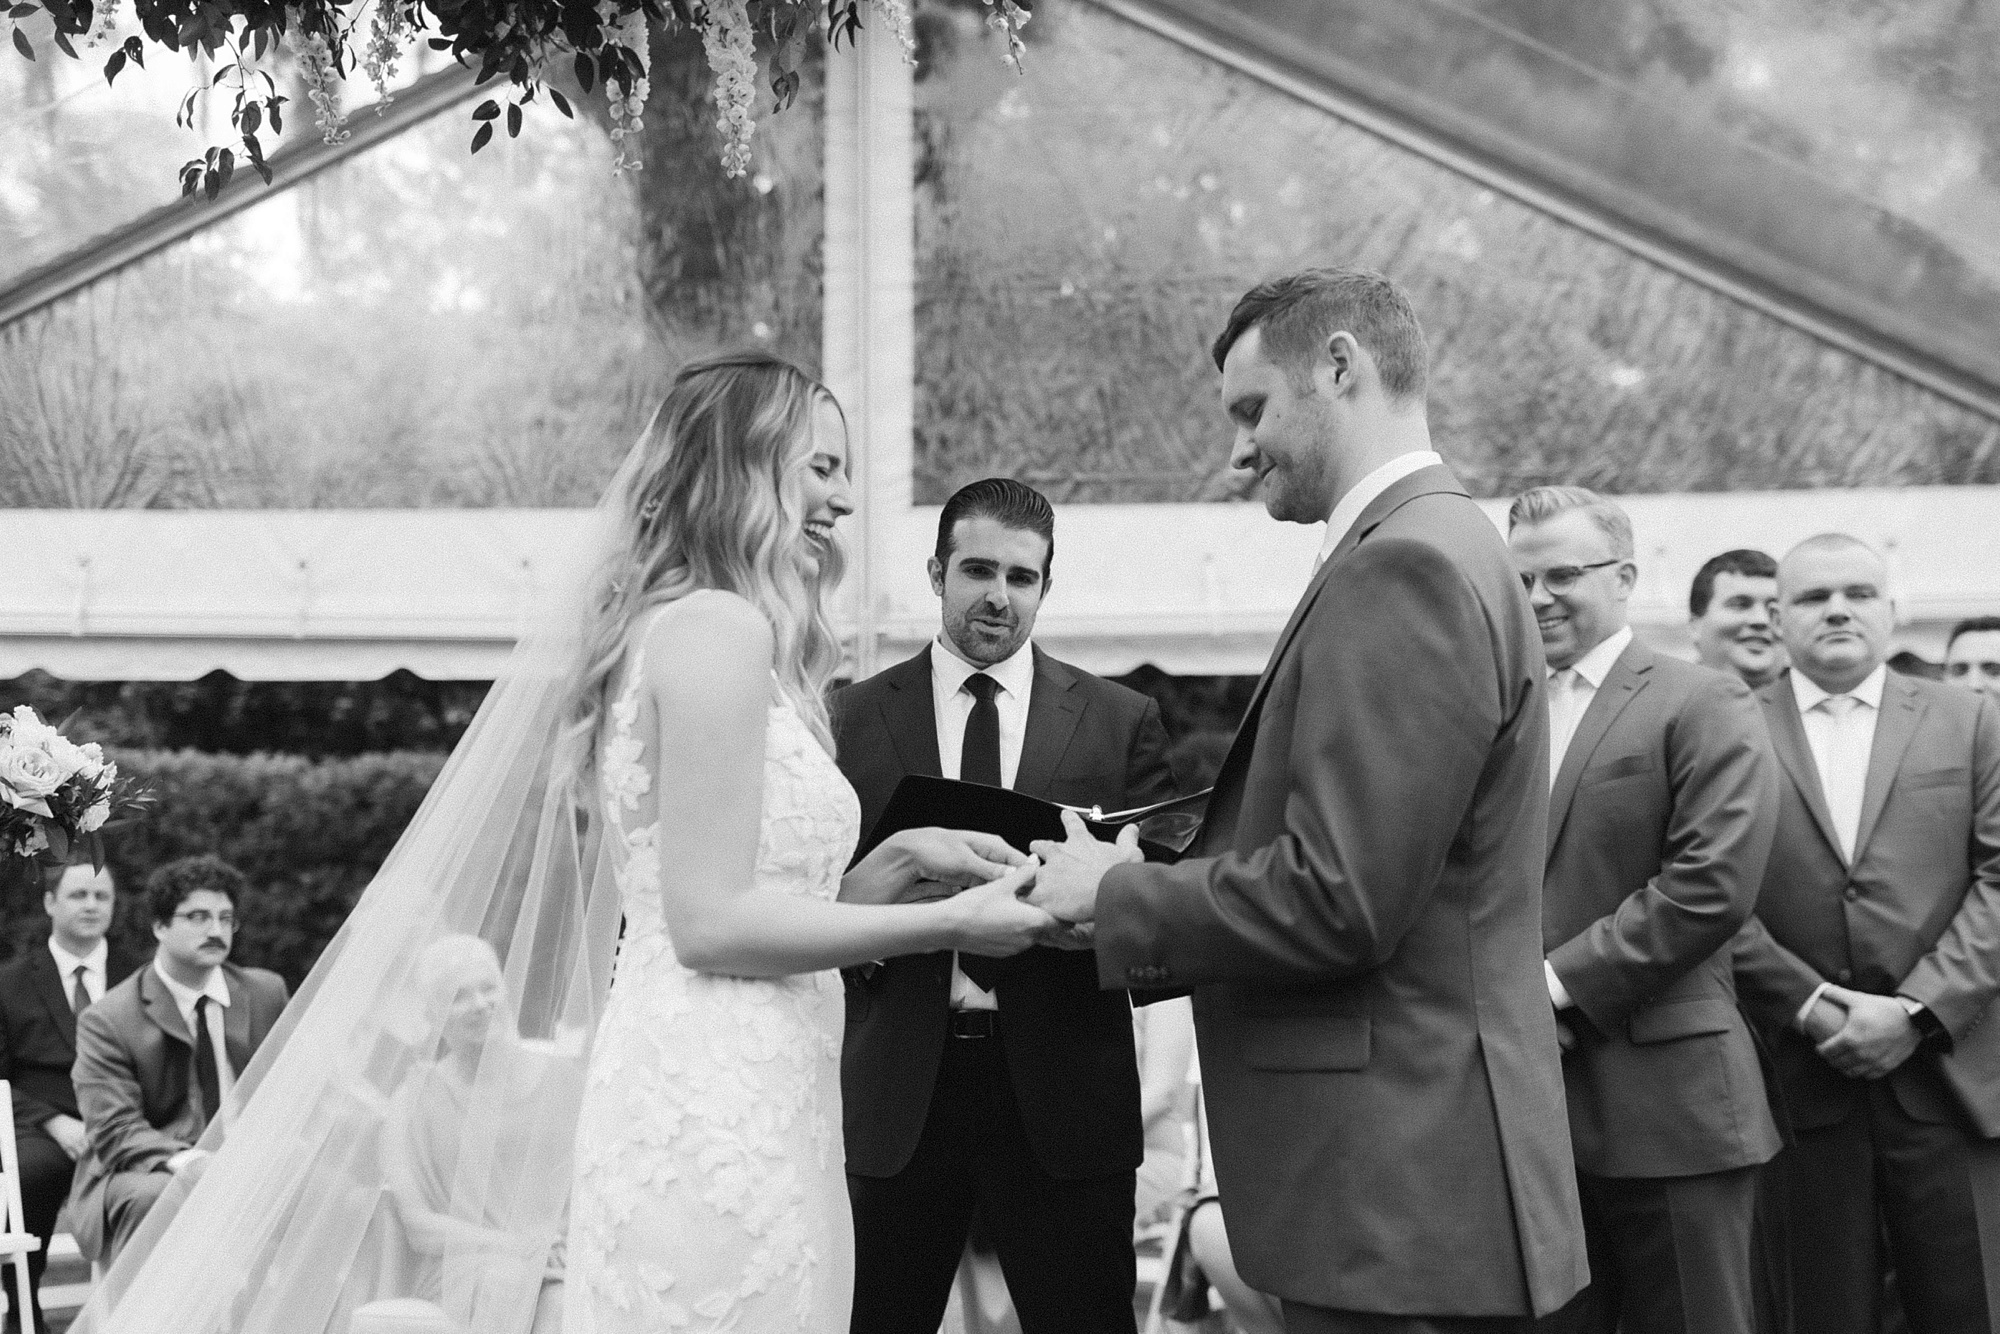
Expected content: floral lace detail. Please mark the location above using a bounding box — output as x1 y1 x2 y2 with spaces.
565 604 860 1333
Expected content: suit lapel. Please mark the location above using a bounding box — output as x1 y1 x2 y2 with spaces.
1763 675 1847 865
1014 649 1082 799
33 948 78 1054
879 647 943 779
139 964 195 1048
1546 642 1652 856
1853 673 1925 864
219 967 254 1075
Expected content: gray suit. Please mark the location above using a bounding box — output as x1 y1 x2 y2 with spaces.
1094 466 1588 1328
68 960 288 1261
1539 640 1781 1334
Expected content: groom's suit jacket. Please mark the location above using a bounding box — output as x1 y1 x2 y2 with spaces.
833 644 1178 1180
1542 639 1783 1180
1735 670 2000 1136
1094 465 1588 1320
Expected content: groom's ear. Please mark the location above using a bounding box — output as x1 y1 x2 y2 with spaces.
926 556 946 597
1318 330 1361 397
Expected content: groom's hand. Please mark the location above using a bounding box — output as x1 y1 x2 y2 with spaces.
1027 810 1140 924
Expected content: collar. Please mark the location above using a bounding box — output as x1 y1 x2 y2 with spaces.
1552 626 1634 690
931 636 1036 702
48 936 107 977
1792 663 1888 716
1318 451 1444 563
153 957 231 1011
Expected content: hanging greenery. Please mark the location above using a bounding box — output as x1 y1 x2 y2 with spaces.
4 0 1029 195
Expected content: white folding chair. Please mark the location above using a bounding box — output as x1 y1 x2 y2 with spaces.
0 1081 45 1329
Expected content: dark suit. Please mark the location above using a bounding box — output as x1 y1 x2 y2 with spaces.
0 941 142 1317
1736 671 2000 1334
68 960 288 1263
834 643 1178 1334
1538 640 1782 1334
1094 466 1589 1330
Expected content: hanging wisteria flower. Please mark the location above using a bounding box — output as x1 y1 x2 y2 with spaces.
981 0 1031 74
868 0 917 65
700 0 757 179
361 0 411 105
0 707 151 868
292 27 352 147
604 0 653 174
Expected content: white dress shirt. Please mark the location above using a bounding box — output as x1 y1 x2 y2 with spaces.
931 637 1038 1010
1315 451 1444 570
48 937 108 1008
1543 625 1634 1011
152 959 237 1120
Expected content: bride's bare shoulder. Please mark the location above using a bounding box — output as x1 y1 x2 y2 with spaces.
636 591 773 696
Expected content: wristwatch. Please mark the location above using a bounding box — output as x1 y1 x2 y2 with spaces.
1896 995 1951 1053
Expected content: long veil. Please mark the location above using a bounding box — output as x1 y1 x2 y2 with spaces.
71 444 650 1334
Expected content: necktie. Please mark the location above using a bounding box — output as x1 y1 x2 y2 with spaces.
958 674 1005 990
192 996 222 1124
70 965 90 1015
961 674 1003 788
1815 694 1866 859
1548 669 1580 789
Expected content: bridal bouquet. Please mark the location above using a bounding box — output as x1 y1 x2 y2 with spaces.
0 707 151 868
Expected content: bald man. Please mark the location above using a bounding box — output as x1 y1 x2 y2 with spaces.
1735 534 2000 1334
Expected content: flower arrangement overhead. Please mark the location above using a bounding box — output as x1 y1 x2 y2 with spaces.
0 706 153 870
5 0 1029 194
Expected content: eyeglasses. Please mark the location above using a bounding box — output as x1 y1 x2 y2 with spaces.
1519 560 1622 596
173 910 236 929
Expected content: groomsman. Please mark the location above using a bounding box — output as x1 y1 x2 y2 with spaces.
1736 534 2000 1334
1689 549 1786 689
832 478 1179 1334
0 863 143 1327
1946 617 2000 702
1510 489 1781 1334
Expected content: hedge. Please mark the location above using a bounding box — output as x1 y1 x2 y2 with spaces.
0 750 444 992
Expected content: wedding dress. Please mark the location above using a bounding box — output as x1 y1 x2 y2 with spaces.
565 593 862 1332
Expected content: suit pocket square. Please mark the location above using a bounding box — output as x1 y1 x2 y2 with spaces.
1903 767 1969 790
1242 1015 1370 1072
1629 997 1736 1045
1581 752 1655 785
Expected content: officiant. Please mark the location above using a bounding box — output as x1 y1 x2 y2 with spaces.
832 478 1180 1334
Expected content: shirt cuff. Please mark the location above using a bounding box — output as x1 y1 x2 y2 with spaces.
1795 981 1834 1032
1544 960 1572 1010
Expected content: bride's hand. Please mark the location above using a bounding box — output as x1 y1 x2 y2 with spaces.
842 828 1027 905
947 862 1056 958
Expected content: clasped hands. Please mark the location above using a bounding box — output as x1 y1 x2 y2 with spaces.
1801 985 1923 1081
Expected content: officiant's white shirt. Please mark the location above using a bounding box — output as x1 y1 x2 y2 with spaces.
931 636 1037 1011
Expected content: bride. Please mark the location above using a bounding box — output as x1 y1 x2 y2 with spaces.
69 352 1054 1334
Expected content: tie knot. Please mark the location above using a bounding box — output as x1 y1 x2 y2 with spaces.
964 673 998 704
1818 694 1860 717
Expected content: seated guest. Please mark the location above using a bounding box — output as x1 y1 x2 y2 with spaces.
1945 616 2000 702
67 856 288 1264
0 862 142 1328
1690 548 1786 688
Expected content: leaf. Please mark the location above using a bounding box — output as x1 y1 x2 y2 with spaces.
12 27 35 60
103 46 125 83
215 147 234 192
6 5 36 18
472 97 499 120
88 832 105 875
470 121 492 153
252 24 266 61
427 36 449 49
506 101 520 138
549 87 572 118
49 24 72 57
180 160 203 197
267 94 282 134
240 98 259 135
45 825 68 864
573 49 593 93
124 33 142 65
204 166 221 200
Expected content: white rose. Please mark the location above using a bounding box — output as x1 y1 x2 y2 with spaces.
77 741 106 780
0 745 63 815
5 706 55 749
47 734 89 781
79 801 109 834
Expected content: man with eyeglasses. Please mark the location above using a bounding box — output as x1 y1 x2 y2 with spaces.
1735 535 2000 1334
1945 616 2000 703
1509 486 1782 1334
66 855 288 1265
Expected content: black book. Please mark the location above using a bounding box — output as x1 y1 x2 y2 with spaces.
857 775 1211 865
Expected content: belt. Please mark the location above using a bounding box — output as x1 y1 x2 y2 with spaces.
948 1009 998 1039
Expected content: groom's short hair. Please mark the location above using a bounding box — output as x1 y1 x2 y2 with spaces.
936 478 1056 581
1212 268 1429 403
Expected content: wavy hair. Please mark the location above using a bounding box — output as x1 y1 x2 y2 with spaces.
562 350 847 781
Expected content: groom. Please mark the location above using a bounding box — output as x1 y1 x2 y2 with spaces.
833 477 1179 1334
1031 269 1589 1333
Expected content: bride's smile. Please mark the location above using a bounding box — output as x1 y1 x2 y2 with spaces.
797 395 855 562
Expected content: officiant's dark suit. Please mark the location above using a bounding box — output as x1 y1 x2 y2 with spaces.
1085 272 1587 1332
0 871 142 1321
1515 485 1783 1334
834 479 1178 1334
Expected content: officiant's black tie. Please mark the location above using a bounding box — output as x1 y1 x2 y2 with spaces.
193 996 222 1123
70 965 90 1015
958 673 1005 991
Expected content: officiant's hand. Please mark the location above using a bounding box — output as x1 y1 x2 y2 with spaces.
841 828 1027 906
1027 811 1141 924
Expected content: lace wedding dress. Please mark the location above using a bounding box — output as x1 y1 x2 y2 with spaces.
564 598 862 1332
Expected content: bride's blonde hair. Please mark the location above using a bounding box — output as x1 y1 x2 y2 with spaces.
563 350 847 777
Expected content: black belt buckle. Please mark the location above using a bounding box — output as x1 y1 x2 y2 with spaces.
948 1009 997 1039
